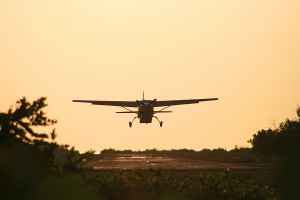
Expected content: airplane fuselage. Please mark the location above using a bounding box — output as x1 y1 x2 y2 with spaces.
137 101 154 123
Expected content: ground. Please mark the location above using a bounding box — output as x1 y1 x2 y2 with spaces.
85 154 276 170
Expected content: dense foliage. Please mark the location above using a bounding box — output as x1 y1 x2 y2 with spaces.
248 106 300 199
248 106 300 155
0 97 96 200
84 168 277 200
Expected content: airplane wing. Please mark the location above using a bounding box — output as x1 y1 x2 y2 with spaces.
153 98 218 107
72 100 138 107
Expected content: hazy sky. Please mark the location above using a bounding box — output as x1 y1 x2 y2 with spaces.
1 1 300 152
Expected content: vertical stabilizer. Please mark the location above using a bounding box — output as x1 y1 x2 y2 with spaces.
143 91 145 100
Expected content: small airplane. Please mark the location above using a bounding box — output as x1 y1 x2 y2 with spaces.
73 92 218 127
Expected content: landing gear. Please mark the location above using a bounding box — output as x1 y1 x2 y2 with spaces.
154 116 163 127
129 117 137 128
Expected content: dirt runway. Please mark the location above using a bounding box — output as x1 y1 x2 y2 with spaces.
86 154 272 170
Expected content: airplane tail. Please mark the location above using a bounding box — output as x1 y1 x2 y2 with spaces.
143 91 144 100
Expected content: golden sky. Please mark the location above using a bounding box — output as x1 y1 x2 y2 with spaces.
1 0 300 152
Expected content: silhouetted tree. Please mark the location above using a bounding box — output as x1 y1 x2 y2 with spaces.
0 97 97 200
249 106 300 155
0 97 57 144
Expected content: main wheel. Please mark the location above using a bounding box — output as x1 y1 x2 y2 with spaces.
129 122 132 127
160 121 163 127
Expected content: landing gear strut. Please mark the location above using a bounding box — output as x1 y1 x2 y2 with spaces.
129 117 137 128
153 116 163 127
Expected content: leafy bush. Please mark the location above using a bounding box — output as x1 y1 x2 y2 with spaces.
84 168 277 200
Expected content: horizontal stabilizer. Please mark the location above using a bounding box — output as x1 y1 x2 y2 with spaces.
154 111 172 113
116 111 138 114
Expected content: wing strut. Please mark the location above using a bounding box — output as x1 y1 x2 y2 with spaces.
122 106 134 112
116 106 137 114
154 106 171 114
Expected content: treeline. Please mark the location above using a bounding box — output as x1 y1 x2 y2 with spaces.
99 147 255 163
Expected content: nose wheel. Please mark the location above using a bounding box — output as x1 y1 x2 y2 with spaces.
154 116 163 127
